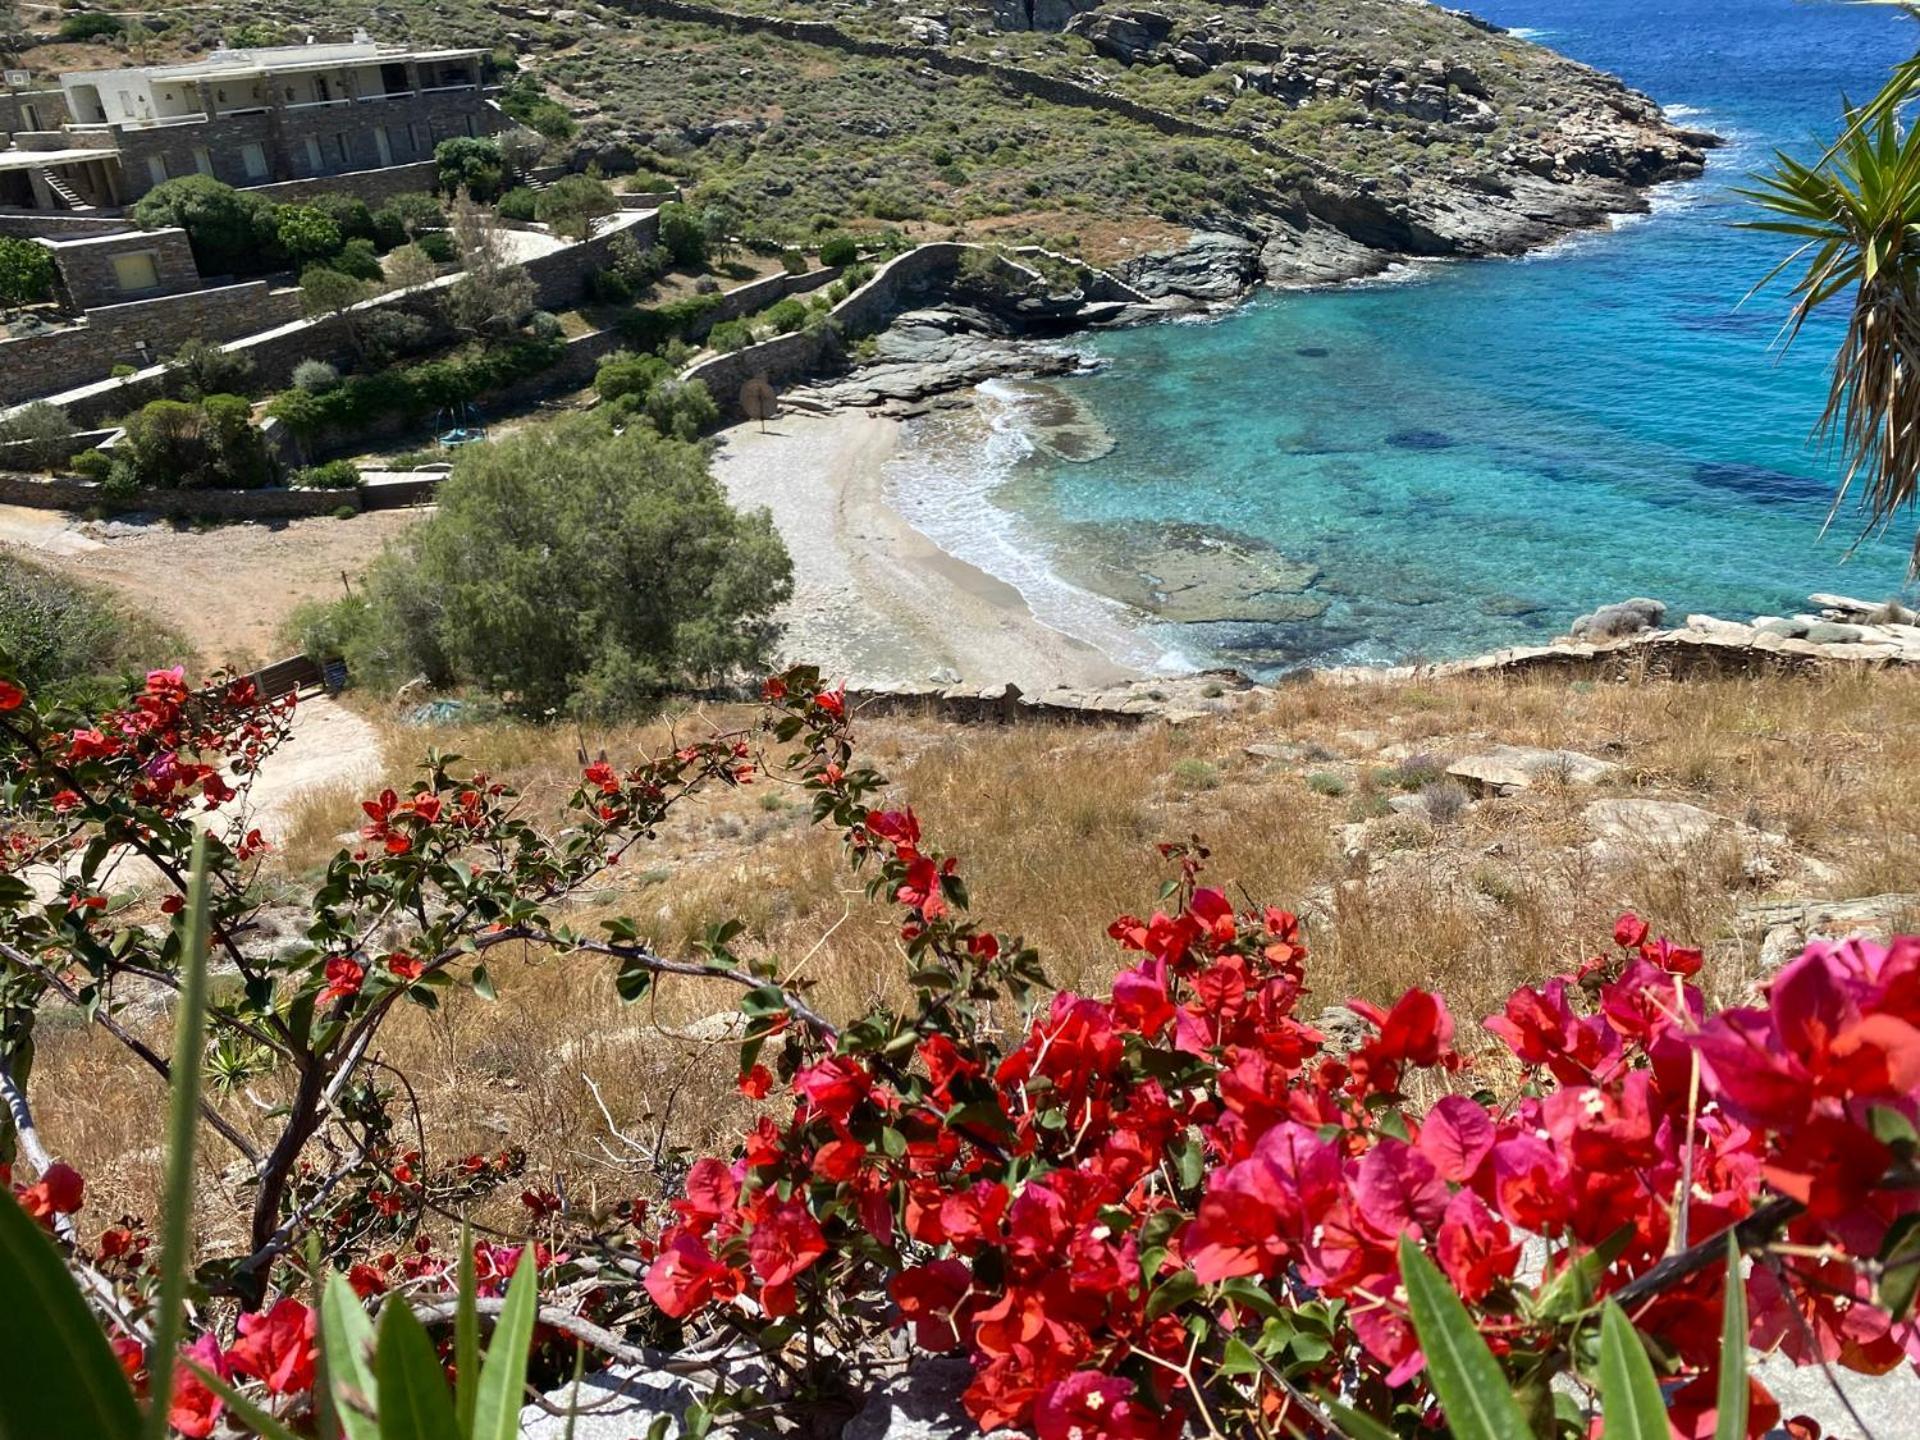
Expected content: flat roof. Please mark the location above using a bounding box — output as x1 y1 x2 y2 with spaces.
60 44 485 89
0 147 116 171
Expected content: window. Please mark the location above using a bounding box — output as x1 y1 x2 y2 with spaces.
374 126 392 166
410 122 429 156
111 251 161 294
192 146 213 176
241 142 268 180
145 155 167 188
334 132 351 165
19 103 38 131
302 137 323 174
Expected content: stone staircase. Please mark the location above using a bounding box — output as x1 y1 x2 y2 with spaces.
36 168 96 212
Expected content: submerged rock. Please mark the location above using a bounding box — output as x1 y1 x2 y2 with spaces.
1052 521 1324 624
1570 596 1666 640
996 378 1116 462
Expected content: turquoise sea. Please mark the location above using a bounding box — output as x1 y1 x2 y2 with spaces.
884 0 1920 672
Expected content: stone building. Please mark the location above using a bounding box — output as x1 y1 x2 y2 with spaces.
0 37 497 212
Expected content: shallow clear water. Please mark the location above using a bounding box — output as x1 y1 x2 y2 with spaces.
886 0 1920 672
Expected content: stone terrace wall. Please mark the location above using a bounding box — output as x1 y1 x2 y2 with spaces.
4 210 661 422
0 212 132 239
0 282 302 407
46 227 202 310
685 243 1031 415
240 159 442 208
0 470 357 519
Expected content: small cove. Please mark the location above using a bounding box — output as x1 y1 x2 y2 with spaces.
881 0 1920 674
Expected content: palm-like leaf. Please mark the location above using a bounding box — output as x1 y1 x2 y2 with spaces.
1742 64 1920 569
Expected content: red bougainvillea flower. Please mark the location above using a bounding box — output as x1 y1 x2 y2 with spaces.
385 952 424 983
644 1231 744 1319
1034 1372 1178 1440
748 1198 828 1287
891 1259 975 1352
322 957 365 1003
169 1335 229 1438
226 1297 317 1395
737 1063 774 1099
0 680 23 711
17 1162 84 1224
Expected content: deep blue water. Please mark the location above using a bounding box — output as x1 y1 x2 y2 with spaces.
891 0 1920 671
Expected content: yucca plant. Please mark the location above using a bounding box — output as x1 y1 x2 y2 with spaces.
0 834 543 1440
1743 43 1920 569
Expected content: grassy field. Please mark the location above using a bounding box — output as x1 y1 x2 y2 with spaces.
29 664 1919 1248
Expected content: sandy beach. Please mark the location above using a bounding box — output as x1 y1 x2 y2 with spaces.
710 411 1136 690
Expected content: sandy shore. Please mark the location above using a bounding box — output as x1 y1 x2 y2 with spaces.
710 411 1136 690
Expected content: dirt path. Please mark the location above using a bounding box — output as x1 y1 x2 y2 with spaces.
0 507 424 671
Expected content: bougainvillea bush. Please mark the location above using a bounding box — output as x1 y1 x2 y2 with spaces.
3 664 1919 1437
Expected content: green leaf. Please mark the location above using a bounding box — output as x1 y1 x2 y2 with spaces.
143 832 214 1440
472 1252 539 1440
1219 1336 1263 1378
1878 1213 1920 1321
0 1187 143 1440
1599 1304 1670 1440
320 1272 381 1440
1325 1399 1402 1440
1145 1267 1201 1321
454 1228 479 1437
1714 1237 1749 1440
471 965 497 1002
1398 1236 1534 1440
375 1299 460 1440
1530 1226 1634 1324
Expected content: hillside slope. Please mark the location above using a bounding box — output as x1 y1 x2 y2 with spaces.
6 0 1710 290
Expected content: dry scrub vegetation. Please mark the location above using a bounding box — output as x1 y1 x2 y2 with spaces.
30 665 1920 1255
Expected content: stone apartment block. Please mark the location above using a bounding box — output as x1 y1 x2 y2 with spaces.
0 37 498 214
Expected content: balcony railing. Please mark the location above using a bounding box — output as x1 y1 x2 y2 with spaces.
283 97 354 111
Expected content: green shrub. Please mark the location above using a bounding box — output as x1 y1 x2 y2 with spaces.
165 338 256 400
275 205 344 268
764 296 808 334
1306 770 1348 798
264 337 564 440
588 269 633 304
434 137 505 203
500 75 577 141
617 292 723 351
657 202 709 269
416 231 457 264
383 450 443 472
0 236 55 305
67 448 111 482
56 11 122 40
131 176 283 277
291 459 361 490
0 402 74 470
1171 758 1220 791
291 359 340 394
0 555 184 704
372 192 445 248
817 232 859 267
707 319 753 352
337 413 790 714
537 175 617 240
109 363 137 379
643 377 718 441
325 238 384 282
779 249 809 275
595 353 672 404
496 186 539 222
308 193 377 246
114 393 274 491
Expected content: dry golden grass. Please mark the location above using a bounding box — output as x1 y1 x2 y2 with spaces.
27 666 1920 1245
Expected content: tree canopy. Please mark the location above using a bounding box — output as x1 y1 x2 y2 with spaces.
342 415 791 714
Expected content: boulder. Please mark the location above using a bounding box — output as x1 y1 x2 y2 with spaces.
519 1363 705 1439
1446 745 1617 795
1569 597 1666 641
843 1357 1020 1440
1064 9 1175 64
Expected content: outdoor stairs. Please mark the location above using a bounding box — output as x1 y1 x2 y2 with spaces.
37 168 96 212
